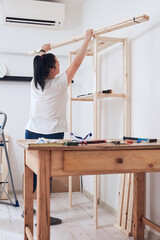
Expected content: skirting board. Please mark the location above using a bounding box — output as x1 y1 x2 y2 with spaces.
145 229 160 240
82 189 160 239
83 188 117 217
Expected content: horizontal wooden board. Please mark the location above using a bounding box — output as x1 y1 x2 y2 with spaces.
64 149 160 174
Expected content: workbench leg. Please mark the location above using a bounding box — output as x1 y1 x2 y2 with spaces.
132 173 145 240
37 150 51 240
69 176 72 207
24 150 33 240
94 175 98 229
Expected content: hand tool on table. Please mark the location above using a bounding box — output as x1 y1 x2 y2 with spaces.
123 136 157 143
64 140 121 146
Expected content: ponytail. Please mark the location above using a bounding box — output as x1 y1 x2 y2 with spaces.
33 55 45 91
33 53 56 91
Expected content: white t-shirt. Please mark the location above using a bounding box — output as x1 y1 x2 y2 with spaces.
26 72 68 134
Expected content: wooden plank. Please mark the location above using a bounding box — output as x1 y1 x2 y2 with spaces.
123 38 128 137
72 97 93 101
71 93 125 101
71 37 124 56
69 176 72 207
93 36 98 139
115 174 125 227
68 52 73 135
37 150 51 240
126 173 133 235
51 15 149 49
96 41 117 53
97 36 125 42
28 15 149 54
93 37 98 229
114 173 133 236
68 52 73 208
142 216 160 233
93 175 98 229
132 173 145 240
98 93 125 98
121 173 130 229
25 226 34 240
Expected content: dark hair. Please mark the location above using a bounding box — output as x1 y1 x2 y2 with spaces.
33 53 56 91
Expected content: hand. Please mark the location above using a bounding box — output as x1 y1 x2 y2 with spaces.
85 29 94 43
41 43 51 53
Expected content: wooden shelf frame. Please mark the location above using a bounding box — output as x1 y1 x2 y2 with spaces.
69 34 128 229
60 14 149 232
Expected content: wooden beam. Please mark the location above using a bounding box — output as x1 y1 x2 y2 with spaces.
71 93 125 101
25 226 34 240
97 36 125 43
29 14 149 55
142 216 160 234
50 15 149 49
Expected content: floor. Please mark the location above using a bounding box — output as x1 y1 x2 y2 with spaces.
0 192 154 240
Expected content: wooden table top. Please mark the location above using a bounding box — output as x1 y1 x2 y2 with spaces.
17 139 160 151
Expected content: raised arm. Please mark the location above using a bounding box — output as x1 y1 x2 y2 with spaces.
38 43 51 56
66 29 94 86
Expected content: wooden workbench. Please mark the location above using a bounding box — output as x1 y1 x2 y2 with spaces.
17 139 160 240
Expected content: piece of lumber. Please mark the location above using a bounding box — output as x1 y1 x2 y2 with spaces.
25 226 34 240
114 173 133 236
142 216 160 234
50 15 149 49
28 14 149 55
93 37 98 229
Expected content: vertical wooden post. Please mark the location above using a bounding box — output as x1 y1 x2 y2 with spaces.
93 36 98 229
69 176 72 207
114 38 133 236
68 52 73 136
132 173 145 240
37 150 51 240
123 38 128 136
68 52 73 207
24 150 33 240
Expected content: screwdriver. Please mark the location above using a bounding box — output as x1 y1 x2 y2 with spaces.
123 136 157 143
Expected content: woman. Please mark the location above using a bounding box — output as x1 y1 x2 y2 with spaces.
25 29 94 225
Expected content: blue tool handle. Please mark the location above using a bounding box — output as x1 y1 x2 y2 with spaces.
123 136 157 142
123 136 148 141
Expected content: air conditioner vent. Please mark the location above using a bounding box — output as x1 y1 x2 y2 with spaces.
6 17 61 27
3 0 65 29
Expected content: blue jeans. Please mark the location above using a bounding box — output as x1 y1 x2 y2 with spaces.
25 129 64 192
25 130 64 140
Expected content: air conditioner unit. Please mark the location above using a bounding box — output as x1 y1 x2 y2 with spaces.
2 0 65 29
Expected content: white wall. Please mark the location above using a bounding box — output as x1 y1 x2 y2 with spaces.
1 0 160 232
76 0 160 230
0 1 83 192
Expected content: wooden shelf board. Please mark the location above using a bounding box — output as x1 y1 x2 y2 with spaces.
72 37 124 56
72 93 125 101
